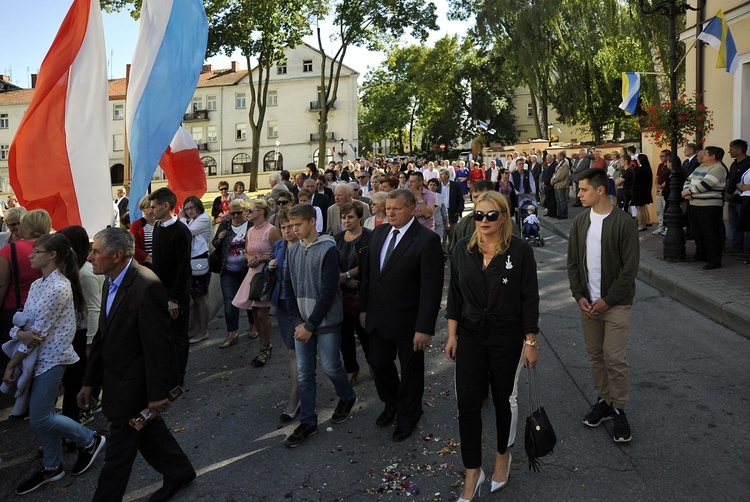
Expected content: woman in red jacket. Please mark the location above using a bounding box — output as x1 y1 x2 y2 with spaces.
469 161 486 189
129 196 156 267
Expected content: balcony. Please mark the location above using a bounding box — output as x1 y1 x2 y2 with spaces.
183 109 210 122
196 143 209 151
309 132 336 142
309 101 335 111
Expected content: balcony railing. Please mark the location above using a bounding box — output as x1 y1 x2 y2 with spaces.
183 109 210 122
309 101 335 111
310 132 336 142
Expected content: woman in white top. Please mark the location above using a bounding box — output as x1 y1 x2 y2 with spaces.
181 196 213 343
2 233 104 494
363 192 388 230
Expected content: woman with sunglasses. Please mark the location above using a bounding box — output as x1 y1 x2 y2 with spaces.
397 172 408 190
211 181 231 224
212 199 256 348
269 192 294 230
3 233 105 494
233 199 281 367
445 191 539 501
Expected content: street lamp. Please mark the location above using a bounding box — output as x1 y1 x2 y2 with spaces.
439 143 446 161
340 138 346 159
638 0 705 261
274 139 280 170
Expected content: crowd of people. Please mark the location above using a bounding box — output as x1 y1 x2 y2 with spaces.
0 136 748 501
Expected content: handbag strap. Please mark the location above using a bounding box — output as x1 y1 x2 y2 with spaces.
9 242 22 310
526 366 544 412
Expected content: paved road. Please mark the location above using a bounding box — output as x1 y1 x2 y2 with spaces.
2 232 749 501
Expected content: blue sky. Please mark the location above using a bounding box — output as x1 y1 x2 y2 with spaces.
1 0 465 87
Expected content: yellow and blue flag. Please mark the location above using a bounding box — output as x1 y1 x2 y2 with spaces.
697 9 739 74
619 72 640 115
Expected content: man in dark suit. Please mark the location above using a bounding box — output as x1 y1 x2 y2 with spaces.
79 228 195 502
303 178 330 229
359 189 444 442
438 168 464 248
683 143 700 177
116 187 129 221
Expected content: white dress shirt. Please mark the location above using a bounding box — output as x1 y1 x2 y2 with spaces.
379 217 416 269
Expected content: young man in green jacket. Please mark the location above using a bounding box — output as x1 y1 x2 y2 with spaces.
567 168 640 443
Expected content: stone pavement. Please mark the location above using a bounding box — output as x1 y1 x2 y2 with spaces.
539 204 750 339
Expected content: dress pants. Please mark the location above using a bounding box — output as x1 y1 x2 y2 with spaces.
369 329 425 429
61 328 88 420
689 204 723 266
93 416 195 502
171 307 189 385
455 331 523 469
543 184 557 217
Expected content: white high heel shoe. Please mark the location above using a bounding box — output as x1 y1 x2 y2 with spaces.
457 468 485 502
490 452 512 493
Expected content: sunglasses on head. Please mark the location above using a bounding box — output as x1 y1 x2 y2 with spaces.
473 210 503 222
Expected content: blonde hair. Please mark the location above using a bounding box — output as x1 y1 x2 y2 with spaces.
248 198 273 219
228 199 247 212
467 191 512 256
19 209 52 239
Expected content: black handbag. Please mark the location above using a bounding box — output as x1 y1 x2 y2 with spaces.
524 366 557 472
259 268 277 303
208 249 222 274
248 265 271 301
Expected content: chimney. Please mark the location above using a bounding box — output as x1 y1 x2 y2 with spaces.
31 74 38 89
201 64 212 74
231 61 239 72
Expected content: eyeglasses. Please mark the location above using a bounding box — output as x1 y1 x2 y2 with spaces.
30 250 51 256
229 211 245 216
219 187 229 191
277 200 290 205
473 210 504 222
183 205 196 211
356 176 368 179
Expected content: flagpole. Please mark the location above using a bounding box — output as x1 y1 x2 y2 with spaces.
675 39 699 72
123 64 131 192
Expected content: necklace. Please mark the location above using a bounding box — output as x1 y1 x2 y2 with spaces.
483 256 491 269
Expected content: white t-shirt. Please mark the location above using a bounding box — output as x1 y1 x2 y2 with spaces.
586 210 609 302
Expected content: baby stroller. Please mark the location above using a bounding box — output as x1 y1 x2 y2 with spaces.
517 194 544 246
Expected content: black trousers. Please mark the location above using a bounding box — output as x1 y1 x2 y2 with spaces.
542 184 556 217
368 329 424 428
690 204 723 266
341 310 370 374
93 416 194 502
171 307 190 385
62 329 87 420
455 330 523 469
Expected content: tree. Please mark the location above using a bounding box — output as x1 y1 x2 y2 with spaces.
101 0 314 191
311 0 438 168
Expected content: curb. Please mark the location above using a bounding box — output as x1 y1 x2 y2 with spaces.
539 216 750 340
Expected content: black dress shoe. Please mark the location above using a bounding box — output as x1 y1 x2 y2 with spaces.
149 471 196 502
375 407 397 428
392 425 414 442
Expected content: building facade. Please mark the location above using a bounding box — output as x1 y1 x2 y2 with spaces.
0 43 359 196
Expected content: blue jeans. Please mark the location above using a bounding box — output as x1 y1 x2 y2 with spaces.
30 365 94 468
555 188 568 217
728 201 744 252
295 331 355 426
220 270 253 332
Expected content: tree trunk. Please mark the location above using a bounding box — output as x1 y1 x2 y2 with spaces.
246 54 270 192
529 89 542 139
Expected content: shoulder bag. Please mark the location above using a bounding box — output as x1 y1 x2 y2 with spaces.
248 264 275 302
524 366 557 472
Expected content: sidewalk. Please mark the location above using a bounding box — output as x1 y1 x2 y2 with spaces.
539 204 750 340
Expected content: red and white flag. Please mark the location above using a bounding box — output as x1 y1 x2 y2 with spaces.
9 0 111 233
159 126 207 208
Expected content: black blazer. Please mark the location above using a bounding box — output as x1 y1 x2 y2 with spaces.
84 262 179 420
683 156 699 177
311 192 330 229
439 180 465 219
359 219 444 339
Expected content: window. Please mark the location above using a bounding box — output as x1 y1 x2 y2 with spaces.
268 90 278 107
206 95 217 111
113 134 124 152
0 113 8 128
192 126 203 144
113 104 124 120
236 92 246 109
236 123 247 141
312 148 333 164
267 120 278 139
207 125 217 143
526 103 533 118
264 150 283 172
232 153 250 174
277 62 287 75
192 96 203 111
0 144 9 160
202 156 217 176
303 60 313 72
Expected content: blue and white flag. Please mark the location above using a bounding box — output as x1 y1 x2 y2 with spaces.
477 120 489 130
698 10 739 74
126 0 208 218
619 72 640 116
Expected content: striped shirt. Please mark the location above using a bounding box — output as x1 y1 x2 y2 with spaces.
683 162 727 207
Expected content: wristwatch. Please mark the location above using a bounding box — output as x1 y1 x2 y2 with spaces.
345 271 351 280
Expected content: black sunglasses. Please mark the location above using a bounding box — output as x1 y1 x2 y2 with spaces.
229 211 244 216
277 200 290 205
473 210 503 222
219 187 229 191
